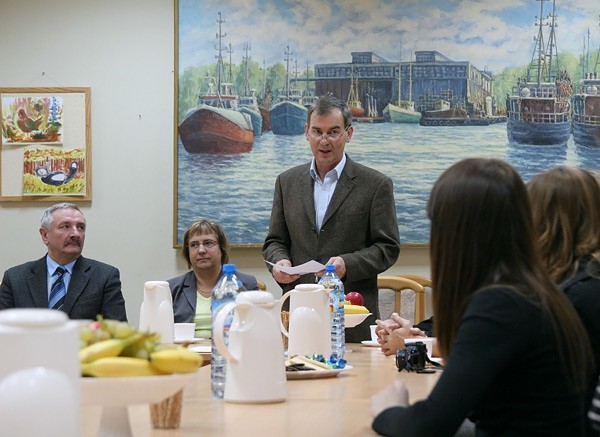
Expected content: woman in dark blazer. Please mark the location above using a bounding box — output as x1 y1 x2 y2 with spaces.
168 219 257 339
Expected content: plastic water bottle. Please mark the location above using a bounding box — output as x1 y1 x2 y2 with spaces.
211 263 245 399
318 264 345 361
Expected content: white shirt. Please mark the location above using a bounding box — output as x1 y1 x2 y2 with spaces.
310 154 347 231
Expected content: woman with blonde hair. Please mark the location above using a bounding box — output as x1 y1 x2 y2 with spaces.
371 158 593 436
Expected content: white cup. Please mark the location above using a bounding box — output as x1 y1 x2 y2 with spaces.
174 323 195 341
405 337 434 359
369 325 378 342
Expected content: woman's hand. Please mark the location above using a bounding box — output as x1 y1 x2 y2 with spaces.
371 380 409 417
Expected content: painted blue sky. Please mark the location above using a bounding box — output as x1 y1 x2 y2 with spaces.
178 0 599 74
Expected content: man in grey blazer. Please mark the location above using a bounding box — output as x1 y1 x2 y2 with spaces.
263 94 400 342
0 203 127 321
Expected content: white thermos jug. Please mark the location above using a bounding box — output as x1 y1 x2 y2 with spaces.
139 280 174 343
0 309 80 437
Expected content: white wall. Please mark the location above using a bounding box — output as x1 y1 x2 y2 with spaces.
1 0 431 326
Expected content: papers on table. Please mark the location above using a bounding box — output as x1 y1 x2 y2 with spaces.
264 260 326 275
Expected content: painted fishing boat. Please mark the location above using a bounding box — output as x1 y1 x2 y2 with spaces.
270 45 307 135
238 44 263 137
506 0 571 145
178 13 254 154
383 52 421 123
347 68 365 117
572 74 600 147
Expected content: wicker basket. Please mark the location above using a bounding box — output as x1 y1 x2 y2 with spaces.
281 310 289 350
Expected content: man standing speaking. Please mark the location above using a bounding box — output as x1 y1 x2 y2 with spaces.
263 94 400 342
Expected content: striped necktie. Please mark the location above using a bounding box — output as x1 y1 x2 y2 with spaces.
49 267 66 310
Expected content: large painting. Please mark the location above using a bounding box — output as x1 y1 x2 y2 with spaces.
175 0 600 247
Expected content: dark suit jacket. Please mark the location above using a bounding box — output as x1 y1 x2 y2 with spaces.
0 255 127 321
168 270 258 323
262 155 401 341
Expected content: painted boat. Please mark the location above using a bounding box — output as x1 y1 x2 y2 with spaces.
270 100 307 135
239 94 263 137
384 51 420 123
347 69 365 117
572 75 600 147
179 104 254 154
506 0 572 145
178 13 254 154
270 45 308 135
383 101 421 123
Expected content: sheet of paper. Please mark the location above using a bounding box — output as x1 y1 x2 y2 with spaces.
265 260 326 275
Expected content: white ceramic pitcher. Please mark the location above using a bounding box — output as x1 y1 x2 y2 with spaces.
214 291 286 403
139 280 174 343
278 283 331 358
0 309 80 437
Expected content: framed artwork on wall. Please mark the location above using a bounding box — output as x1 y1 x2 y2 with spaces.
174 0 600 248
0 87 91 202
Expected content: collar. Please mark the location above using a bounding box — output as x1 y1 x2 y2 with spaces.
310 153 347 182
46 255 77 276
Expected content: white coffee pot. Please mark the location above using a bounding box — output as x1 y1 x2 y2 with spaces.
0 309 80 437
278 283 331 358
214 291 286 403
139 280 174 343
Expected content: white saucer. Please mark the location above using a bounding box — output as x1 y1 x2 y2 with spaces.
360 340 380 347
174 337 204 344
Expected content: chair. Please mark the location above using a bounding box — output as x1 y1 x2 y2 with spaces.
257 279 266 291
397 275 431 288
377 276 426 323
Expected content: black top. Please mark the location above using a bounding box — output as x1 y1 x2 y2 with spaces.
560 257 600 436
372 287 587 436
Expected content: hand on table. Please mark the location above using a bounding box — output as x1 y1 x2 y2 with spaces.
271 259 300 284
371 380 409 417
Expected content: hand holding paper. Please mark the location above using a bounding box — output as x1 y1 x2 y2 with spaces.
265 260 326 275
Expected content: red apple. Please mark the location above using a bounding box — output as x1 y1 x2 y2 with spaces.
345 291 364 306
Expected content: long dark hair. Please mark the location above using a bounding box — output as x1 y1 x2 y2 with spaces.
428 158 591 390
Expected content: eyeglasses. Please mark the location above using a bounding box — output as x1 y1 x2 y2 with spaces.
308 126 350 141
188 239 219 250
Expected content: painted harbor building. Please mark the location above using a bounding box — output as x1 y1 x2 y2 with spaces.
305 51 498 119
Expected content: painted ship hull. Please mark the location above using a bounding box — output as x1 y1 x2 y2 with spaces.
383 103 421 123
572 80 600 147
349 104 365 117
507 117 571 145
269 101 307 135
239 106 263 137
259 106 271 132
506 81 572 145
179 105 254 154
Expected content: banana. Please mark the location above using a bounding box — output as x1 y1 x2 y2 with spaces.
79 333 143 363
81 356 162 377
344 304 369 314
149 348 202 374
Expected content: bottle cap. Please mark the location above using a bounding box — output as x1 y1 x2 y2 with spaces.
223 264 236 274
325 264 335 272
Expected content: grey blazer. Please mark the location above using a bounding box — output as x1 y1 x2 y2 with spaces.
0 255 127 321
168 270 258 323
263 155 401 341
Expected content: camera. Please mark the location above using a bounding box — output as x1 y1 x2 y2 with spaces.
396 341 427 372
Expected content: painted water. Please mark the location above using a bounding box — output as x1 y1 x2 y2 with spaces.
178 123 600 246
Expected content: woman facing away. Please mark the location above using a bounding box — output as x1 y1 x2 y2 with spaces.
167 219 257 339
528 166 600 435
371 158 593 436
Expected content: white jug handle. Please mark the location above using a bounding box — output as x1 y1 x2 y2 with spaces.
213 301 238 363
278 290 293 338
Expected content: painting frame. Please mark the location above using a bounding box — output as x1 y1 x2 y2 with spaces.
0 86 91 202
172 0 600 249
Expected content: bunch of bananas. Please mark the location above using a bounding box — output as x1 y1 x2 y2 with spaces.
343 302 369 314
79 318 202 377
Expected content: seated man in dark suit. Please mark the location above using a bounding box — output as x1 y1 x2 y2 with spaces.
168 218 257 339
0 202 127 321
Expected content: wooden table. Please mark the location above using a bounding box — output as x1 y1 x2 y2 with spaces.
82 343 441 436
